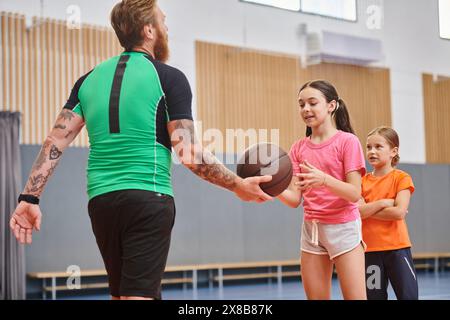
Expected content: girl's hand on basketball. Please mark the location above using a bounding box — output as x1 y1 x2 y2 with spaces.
235 176 274 203
297 160 327 189
9 202 42 245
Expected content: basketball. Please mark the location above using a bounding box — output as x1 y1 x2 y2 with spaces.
236 143 293 196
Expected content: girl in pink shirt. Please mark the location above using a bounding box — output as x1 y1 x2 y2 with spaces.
278 80 366 300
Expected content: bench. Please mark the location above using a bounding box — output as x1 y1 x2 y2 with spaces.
208 260 300 290
207 253 450 292
412 252 450 272
28 265 199 300
209 252 450 283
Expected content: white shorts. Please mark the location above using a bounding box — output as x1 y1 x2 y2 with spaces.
301 218 366 260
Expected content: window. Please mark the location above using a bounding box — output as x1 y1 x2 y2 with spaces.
241 0 300 11
439 0 450 39
240 0 357 21
301 0 357 21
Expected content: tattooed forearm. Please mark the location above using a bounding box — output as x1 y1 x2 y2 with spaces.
170 120 237 191
24 162 58 195
49 145 62 160
189 150 237 191
64 130 73 139
31 140 51 171
23 141 63 197
25 174 46 193
21 108 83 198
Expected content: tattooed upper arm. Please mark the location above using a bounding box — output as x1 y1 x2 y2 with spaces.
167 119 196 145
167 119 198 161
50 109 85 143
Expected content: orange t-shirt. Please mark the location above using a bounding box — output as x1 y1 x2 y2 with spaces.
361 169 415 252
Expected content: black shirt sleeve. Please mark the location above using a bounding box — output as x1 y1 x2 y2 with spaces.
63 71 92 110
151 60 193 121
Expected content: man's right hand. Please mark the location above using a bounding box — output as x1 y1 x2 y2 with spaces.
234 176 274 203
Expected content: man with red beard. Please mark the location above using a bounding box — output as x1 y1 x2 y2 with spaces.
9 0 272 300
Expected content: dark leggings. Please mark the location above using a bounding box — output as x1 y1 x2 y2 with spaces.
365 248 419 300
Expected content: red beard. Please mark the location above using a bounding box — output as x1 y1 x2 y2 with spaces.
154 26 169 63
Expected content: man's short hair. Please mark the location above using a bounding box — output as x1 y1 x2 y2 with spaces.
110 0 157 51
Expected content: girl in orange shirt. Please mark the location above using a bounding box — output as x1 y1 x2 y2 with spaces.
359 126 418 300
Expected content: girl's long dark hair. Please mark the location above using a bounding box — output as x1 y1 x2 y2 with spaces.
299 80 355 137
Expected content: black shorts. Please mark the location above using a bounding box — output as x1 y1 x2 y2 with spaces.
88 189 176 299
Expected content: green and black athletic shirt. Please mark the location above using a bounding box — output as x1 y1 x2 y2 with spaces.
64 51 193 200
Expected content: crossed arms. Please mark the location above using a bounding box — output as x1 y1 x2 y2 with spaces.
358 189 411 221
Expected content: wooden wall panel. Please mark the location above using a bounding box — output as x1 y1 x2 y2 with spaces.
0 12 122 146
305 63 391 145
424 74 450 163
196 41 391 153
1 20 395 152
0 14 6 109
196 41 304 153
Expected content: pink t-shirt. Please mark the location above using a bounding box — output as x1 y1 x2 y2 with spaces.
289 130 366 224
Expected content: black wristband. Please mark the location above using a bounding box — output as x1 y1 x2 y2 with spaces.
18 194 40 205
